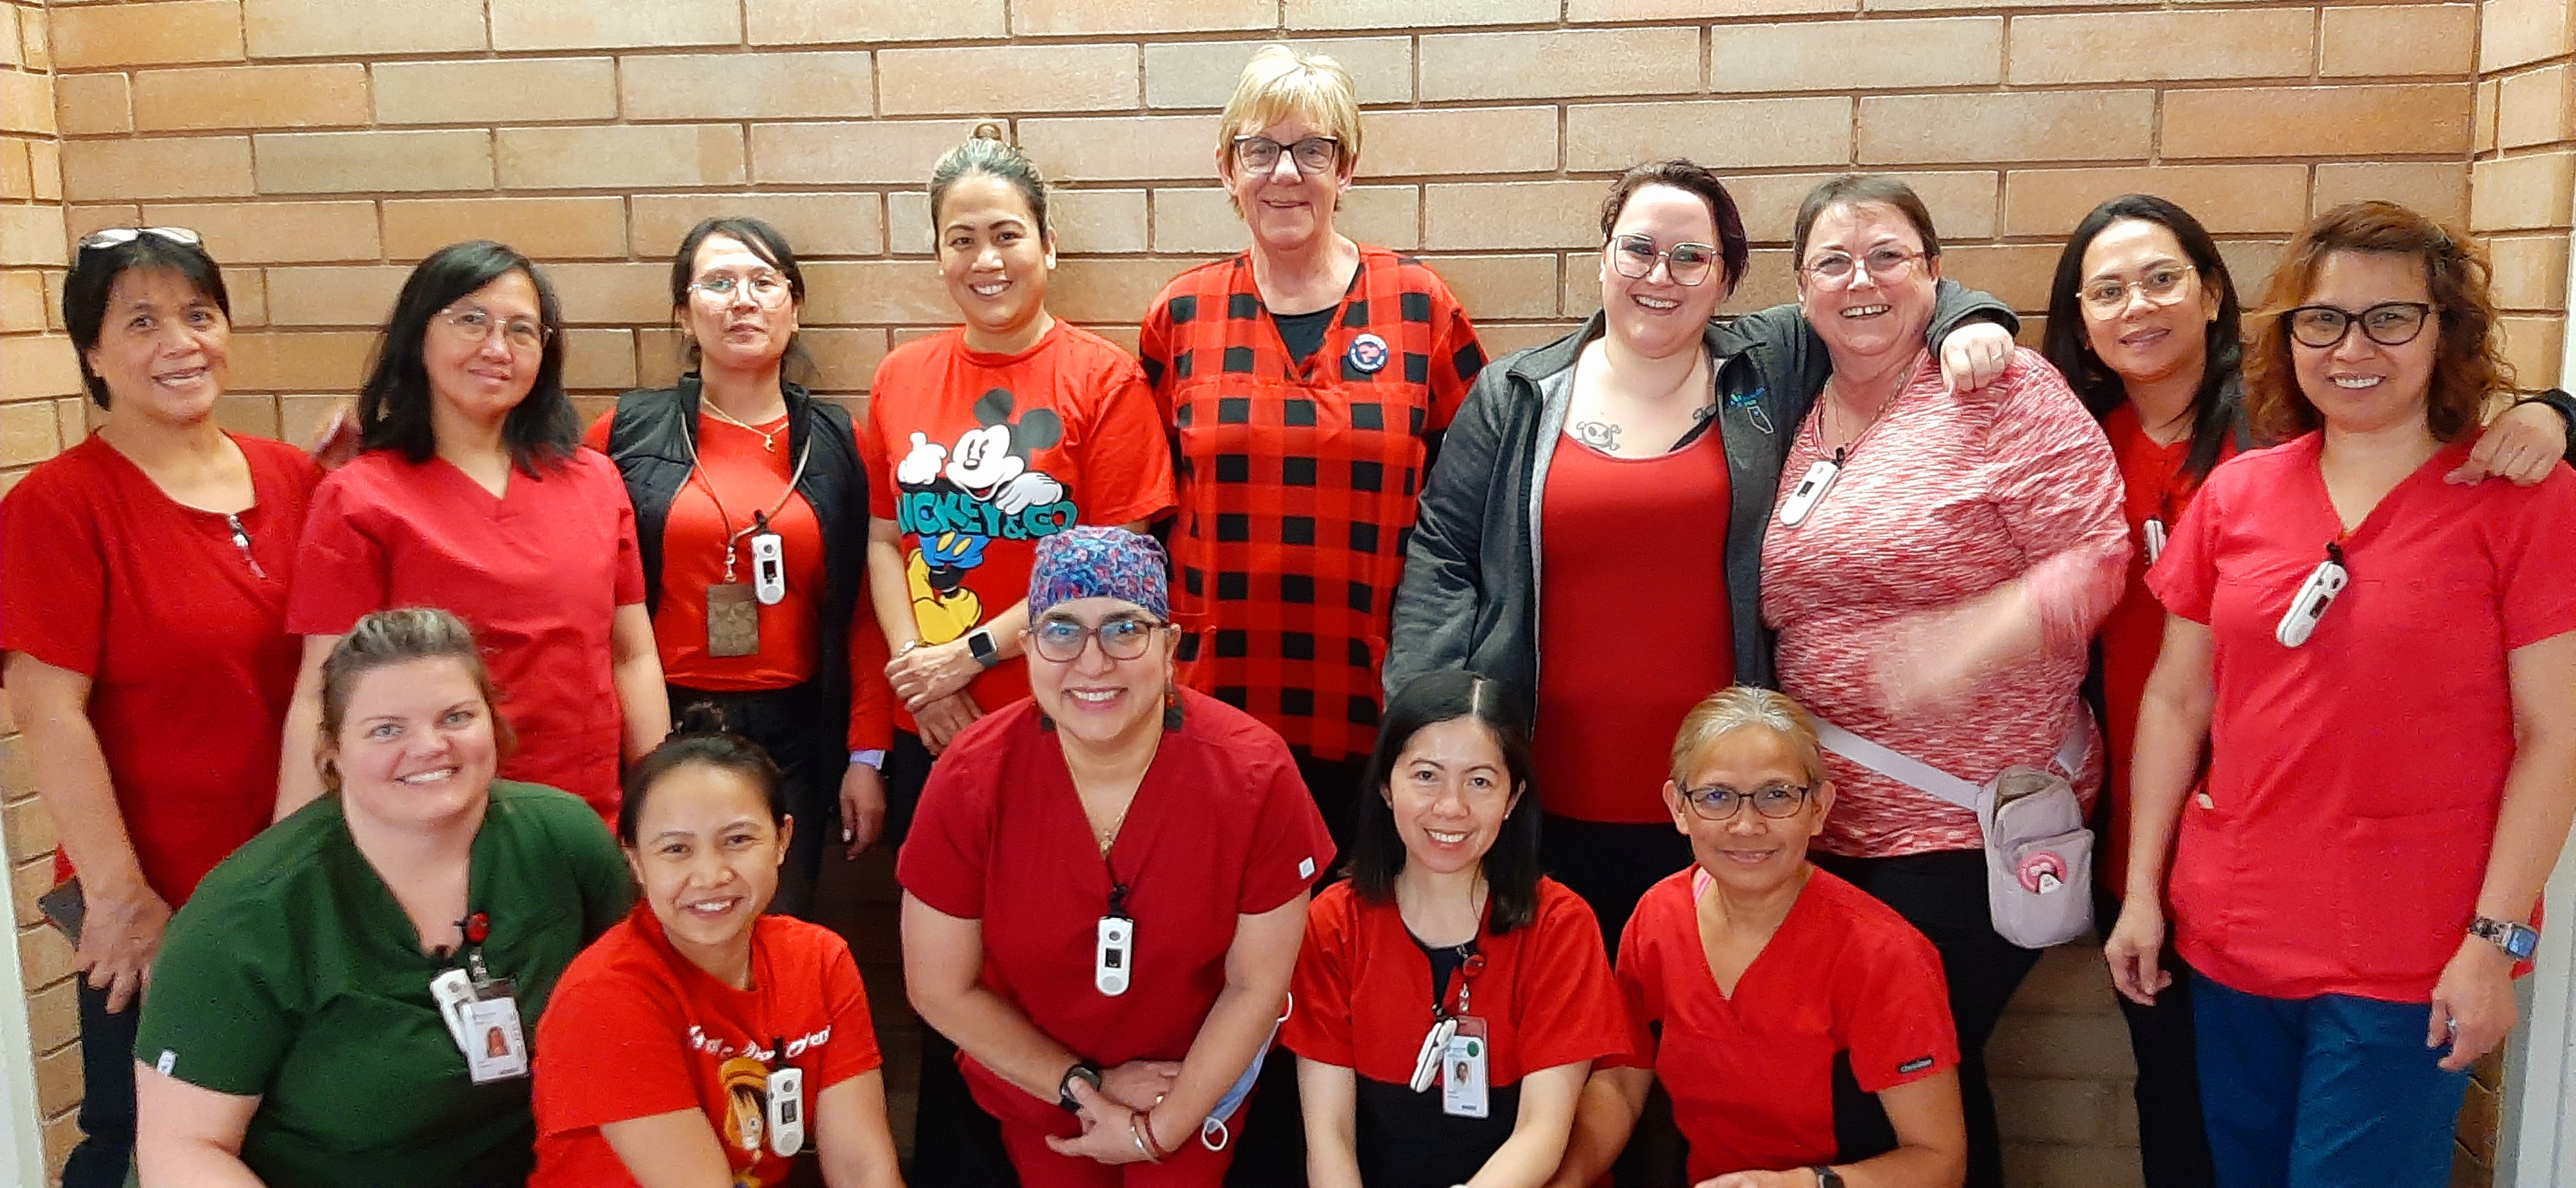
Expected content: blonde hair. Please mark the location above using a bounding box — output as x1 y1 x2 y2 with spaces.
1667 687 1827 786
1218 45 1361 176
317 607 511 793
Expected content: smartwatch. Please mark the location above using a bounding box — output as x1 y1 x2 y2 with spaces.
967 626 1001 669
1809 1168 1844 1188
2471 916 2541 961
1058 1061 1102 1112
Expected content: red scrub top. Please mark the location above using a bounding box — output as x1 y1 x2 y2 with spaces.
1617 867 1957 1183
2148 434 2576 1003
0 434 321 904
897 689 1332 1126
1138 249 1485 761
289 448 647 815
531 906 882 1188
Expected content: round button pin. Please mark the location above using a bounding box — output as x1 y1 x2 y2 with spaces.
1346 331 1389 374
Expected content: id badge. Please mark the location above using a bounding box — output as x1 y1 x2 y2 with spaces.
461 979 528 1085
707 583 758 657
1441 1016 1490 1119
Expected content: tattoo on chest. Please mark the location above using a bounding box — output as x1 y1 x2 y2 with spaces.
1570 420 1621 450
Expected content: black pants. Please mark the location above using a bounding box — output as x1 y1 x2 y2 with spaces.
63 980 137 1188
2092 885 2216 1188
892 729 1020 1187
1813 849 2043 1188
1539 812 1696 954
666 683 838 920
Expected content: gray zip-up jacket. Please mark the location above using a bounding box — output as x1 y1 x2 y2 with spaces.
1385 281 2014 703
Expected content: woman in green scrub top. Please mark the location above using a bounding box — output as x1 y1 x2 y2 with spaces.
132 607 633 1188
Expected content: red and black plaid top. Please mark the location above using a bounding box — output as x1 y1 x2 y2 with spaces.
1138 247 1485 760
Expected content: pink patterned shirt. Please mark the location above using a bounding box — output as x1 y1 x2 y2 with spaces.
1761 349 2128 858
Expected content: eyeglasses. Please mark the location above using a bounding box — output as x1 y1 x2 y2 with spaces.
2283 301 2434 350
2080 264 2198 315
691 272 793 308
1028 617 1171 664
79 226 203 252
1800 247 1925 286
1232 135 1341 176
1676 781 1813 821
436 305 549 353
1607 235 1721 287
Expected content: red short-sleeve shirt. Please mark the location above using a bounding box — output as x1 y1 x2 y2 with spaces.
288 449 646 814
0 434 321 904
1617 867 1957 1183
531 907 882 1187
2147 434 2576 1001
896 689 1332 1125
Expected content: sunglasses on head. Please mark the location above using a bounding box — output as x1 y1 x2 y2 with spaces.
78 226 204 252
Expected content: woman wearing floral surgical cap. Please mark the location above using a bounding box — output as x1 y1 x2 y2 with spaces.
899 526 1334 1186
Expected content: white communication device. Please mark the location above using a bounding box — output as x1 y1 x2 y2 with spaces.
2142 518 2167 565
765 1066 806 1157
428 970 477 1051
2274 554 2349 648
1408 1016 1459 1093
750 531 786 605
1095 915 1134 996
1776 457 1841 527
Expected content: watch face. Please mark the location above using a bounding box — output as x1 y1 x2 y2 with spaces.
2510 928 2540 961
968 630 995 659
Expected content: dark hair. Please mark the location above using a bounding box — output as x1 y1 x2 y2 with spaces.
1597 159 1751 298
316 607 512 794
617 702 788 844
64 232 233 410
666 216 816 381
1348 671 1543 936
2043 195 2244 485
356 240 577 476
2244 201 2509 445
930 122 1052 240
1791 173 1942 268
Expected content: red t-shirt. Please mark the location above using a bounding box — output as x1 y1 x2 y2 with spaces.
288 448 647 815
1616 867 1957 1183
2096 402 2237 894
0 434 321 904
1535 430 1735 823
2148 434 2576 1001
896 689 1332 1127
530 906 882 1187
861 320 1176 737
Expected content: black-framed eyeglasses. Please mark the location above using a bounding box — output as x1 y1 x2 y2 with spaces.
2283 301 2434 349
1028 617 1172 664
1232 135 1341 175
79 226 203 252
1607 234 1721 287
1678 781 1813 821
1800 247 1925 285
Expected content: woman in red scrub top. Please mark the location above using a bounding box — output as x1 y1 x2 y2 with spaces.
900 528 1331 1187
1285 671 1626 1188
1550 687 1964 1188
280 240 668 819
1 227 319 1188
2107 201 2576 1188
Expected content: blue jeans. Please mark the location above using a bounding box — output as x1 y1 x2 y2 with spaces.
2192 972 2470 1188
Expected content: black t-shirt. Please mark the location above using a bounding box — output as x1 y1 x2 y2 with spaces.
1271 306 1337 363
1349 934 1517 1187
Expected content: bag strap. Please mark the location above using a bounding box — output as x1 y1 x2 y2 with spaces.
1813 720 1984 812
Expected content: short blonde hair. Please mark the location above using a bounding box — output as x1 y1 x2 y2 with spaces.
1218 44 1362 173
1668 687 1827 786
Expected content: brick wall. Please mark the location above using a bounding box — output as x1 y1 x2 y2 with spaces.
0 1 2547 1185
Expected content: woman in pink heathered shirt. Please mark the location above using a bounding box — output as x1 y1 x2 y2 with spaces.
1758 174 2127 1188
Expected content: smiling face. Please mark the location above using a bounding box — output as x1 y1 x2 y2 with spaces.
2290 250 2439 436
327 656 499 833
937 172 1055 353
2079 218 2219 396
1025 597 1177 750
84 266 230 427
1383 716 1520 880
1664 726 1832 899
683 234 799 376
1220 112 1353 257
1600 183 1729 360
625 761 788 963
1797 201 1942 367
424 270 543 435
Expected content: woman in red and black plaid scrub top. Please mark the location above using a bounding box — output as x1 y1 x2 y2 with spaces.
1139 45 1485 858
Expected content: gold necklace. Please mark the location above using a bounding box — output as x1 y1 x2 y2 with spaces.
701 397 784 452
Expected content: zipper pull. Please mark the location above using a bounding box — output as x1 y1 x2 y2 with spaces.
225 514 268 580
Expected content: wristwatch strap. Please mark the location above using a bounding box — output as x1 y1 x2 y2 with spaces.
2471 916 2540 961
1058 1061 1101 1111
1809 1167 1844 1188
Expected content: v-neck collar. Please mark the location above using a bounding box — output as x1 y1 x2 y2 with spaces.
1689 865 1820 1005
425 451 517 512
338 796 501 968
2296 432 2470 544
93 430 265 521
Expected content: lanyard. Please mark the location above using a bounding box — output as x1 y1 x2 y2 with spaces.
685 399 813 582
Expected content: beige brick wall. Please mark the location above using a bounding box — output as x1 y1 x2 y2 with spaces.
0 1 2556 1185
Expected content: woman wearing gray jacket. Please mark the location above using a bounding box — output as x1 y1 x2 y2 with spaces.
1385 160 2016 947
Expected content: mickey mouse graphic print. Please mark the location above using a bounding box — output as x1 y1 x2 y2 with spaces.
861 320 1176 732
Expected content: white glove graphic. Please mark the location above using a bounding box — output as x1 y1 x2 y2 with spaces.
992 471 1065 515
896 432 947 486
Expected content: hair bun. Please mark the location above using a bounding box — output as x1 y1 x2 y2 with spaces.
673 701 732 736
970 120 1006 142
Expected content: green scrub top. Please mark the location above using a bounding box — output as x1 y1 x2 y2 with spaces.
136 781 634 1188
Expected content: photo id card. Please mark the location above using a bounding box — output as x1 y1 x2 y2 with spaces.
1441 1016 1489 1119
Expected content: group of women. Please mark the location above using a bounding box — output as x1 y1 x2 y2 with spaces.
3 37 2573 1188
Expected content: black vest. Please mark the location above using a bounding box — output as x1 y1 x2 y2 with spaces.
602 376 868 743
